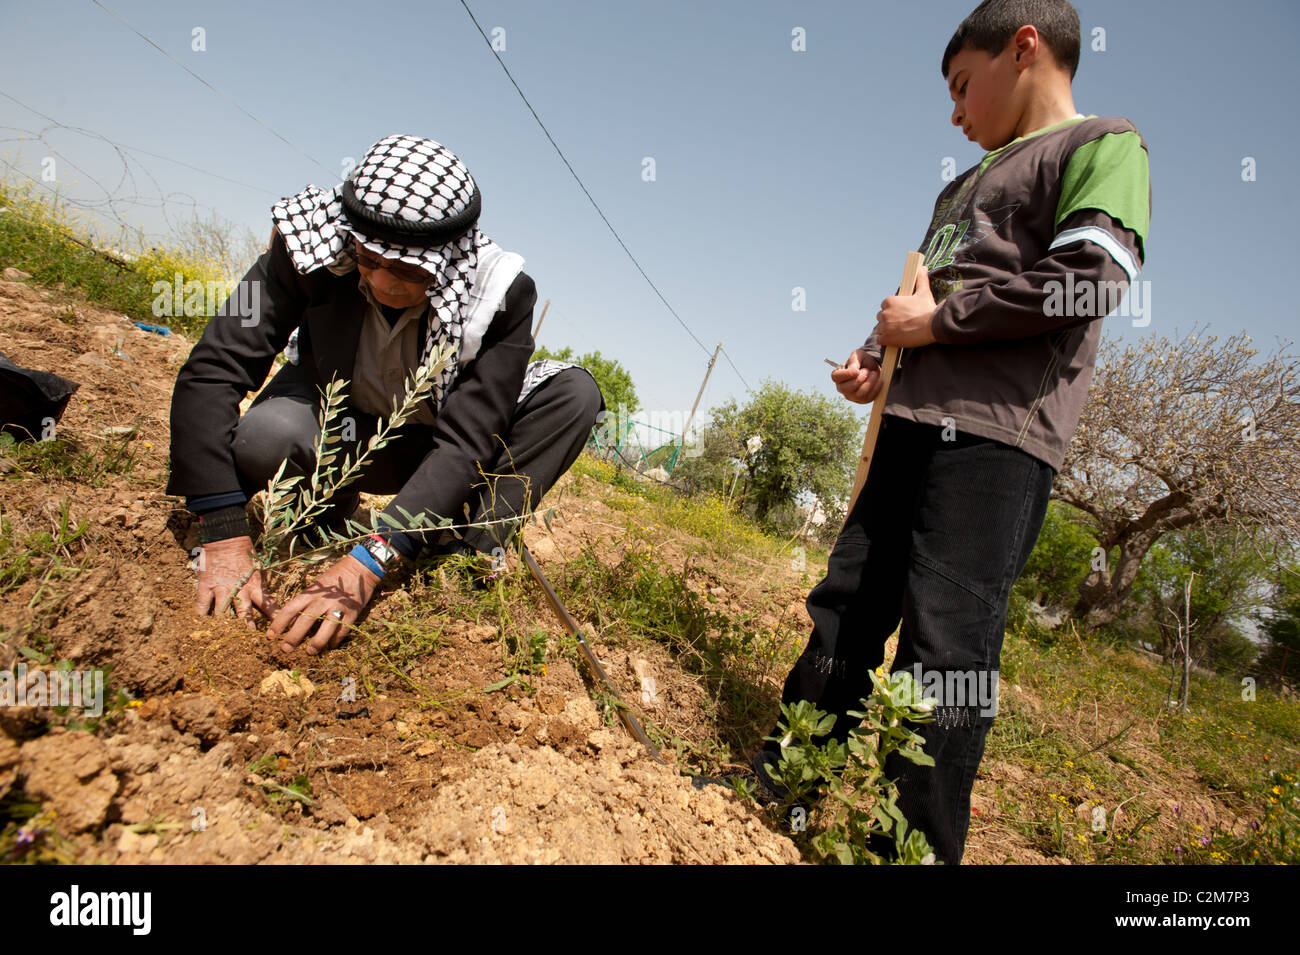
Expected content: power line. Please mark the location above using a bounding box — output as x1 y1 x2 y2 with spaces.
457 0 751 393
90 0 335 180
719 347 750 391
72 0 748 396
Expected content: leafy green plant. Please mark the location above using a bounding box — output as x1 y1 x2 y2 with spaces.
238 344 551 593
50 660 133 735
502 626 550 684
674 379 862 535
247 753 280 776
252 352 453 568
533 345 640 416
764 669 939 865
245 751 315 810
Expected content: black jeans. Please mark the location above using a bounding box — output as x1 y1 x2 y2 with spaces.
230 364 603 556
755 414 1054 864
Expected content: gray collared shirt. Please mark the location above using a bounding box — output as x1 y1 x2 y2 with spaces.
350 277 436 427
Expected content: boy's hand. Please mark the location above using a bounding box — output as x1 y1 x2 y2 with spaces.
832 349 884 404
875 264 939 348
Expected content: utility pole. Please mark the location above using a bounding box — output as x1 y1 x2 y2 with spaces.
531 299 551 341
683 342 721 447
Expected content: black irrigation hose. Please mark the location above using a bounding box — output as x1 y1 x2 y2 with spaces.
520 544 664 764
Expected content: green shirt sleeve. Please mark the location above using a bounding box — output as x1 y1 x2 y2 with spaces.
1055 131 1151 258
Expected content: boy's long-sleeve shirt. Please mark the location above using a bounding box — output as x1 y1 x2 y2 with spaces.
864 114 1151 472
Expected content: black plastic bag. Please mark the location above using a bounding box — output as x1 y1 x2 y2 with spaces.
0 351 81 441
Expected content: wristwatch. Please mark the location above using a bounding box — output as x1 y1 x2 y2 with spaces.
362 534 397 569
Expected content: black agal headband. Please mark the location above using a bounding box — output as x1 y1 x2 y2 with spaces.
340 177 481 247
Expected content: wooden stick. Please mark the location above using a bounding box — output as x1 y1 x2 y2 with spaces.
844 251 925 519
521 544 664 763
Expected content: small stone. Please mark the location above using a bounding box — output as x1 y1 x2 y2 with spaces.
259 670 316 698
116 829 159 855
535 690 565 715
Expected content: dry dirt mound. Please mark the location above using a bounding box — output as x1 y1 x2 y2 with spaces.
26 686 795 865
419 738 798 864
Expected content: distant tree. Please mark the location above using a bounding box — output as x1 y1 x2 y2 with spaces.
1256 562 1300 687
676 379 862 533
1015 500 1098 612
1126 525 1273 675
534 345 640 417
1055 326 1300 624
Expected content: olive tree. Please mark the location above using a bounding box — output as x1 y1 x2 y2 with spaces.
676 379 862 533
1055 326 1299 625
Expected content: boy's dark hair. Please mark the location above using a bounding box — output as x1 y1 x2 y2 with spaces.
941 0 1081 80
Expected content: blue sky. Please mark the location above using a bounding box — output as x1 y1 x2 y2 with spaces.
2 0 1296 431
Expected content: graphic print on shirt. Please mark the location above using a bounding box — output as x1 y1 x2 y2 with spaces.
922 193 1020 303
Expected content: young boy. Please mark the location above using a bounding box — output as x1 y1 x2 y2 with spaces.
753 0 1150 864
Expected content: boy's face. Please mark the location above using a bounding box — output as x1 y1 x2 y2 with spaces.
946 42 1022 151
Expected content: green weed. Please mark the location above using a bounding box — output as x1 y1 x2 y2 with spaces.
762 669 939 865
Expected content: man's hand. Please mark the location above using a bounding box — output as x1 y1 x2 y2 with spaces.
267 555 382 657
832 349 885 404
195 535 279 630
875 263 939 348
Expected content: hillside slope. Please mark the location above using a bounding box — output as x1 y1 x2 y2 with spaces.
2 274 1294 865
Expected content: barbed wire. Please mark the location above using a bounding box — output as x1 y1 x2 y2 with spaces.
0 92 281 275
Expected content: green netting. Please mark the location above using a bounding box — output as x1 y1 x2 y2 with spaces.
586 413 687 476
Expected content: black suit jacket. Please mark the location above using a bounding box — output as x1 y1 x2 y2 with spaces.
165 228 537 540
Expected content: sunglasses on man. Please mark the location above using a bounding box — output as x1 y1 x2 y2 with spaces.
353 242 436 284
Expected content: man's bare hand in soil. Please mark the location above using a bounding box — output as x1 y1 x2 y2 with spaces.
195 535 279 630
267 556 381 657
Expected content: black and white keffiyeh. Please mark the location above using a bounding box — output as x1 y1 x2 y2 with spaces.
271 134 528 409
517 358 577 403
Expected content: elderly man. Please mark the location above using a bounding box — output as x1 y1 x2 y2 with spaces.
166 134 602 656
